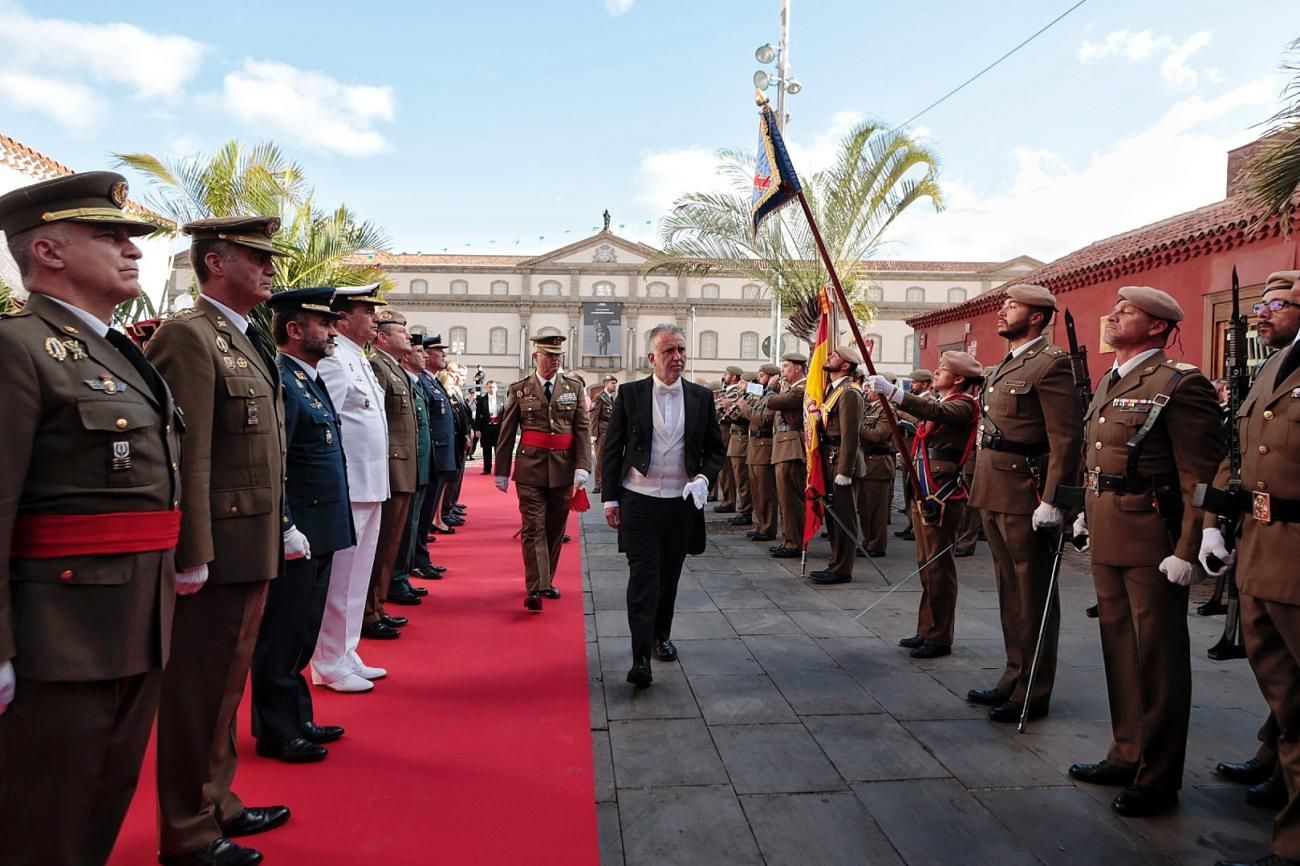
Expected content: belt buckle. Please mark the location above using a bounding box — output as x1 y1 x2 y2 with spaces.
1084 470 1099 495
1252 491 1273 524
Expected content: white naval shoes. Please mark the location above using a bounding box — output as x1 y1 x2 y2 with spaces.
317 673 375 693
355 664 388 680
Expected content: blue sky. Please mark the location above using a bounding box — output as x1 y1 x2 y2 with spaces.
1 0 1294 263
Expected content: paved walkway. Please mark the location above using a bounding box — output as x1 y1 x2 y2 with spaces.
582 493 1275 866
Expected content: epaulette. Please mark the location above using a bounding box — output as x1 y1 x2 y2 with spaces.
166 308 201 320
1044 345 1066 357
1166 359 1198 372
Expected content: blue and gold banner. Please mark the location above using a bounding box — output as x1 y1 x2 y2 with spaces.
751 101 802 238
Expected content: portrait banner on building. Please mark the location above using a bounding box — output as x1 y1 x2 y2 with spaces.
582 301 622 357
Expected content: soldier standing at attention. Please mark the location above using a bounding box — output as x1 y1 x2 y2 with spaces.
1068 286 1222 819
713 367 742 512
857 390 896 557
965 285 1082 724
765 353 808 559
0 172 182 866
1202 270 1300 866
146 215 291 866
734 363 780 542
894 368 934 542
810 346 865 585
495 335 592 611
722 366 753 523
592 375 618 494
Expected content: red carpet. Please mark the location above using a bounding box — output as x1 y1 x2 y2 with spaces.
110 471 599 866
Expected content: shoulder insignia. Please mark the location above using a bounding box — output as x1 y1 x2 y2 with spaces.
167 308 201 319
1173 361 1197 371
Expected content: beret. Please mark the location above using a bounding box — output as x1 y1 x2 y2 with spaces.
1118 286 1184 323
1006 284 1056 309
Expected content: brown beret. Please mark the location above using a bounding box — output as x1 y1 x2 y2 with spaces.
1118 286 1184 323
782 352 808 364
0 171 156 238
1264 270 1300 292
183 215 287 256
1006 284 1057 309
940 350 984 379
376 308 407 325
725 365 744 377
759 363 780 376
834 344 863 366
908 369 933 382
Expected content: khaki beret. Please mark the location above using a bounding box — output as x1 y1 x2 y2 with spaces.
183 215 287 256
1006 284 1056 309
759 363 780 376
908 369 933 382
1118 285 1184 323
0 171 156 238
744 370 761 381
940 350 984 379
376 308 407 325
834 344 863 366
1264 270 1300 292
725 365 744 377
531 334 566 354
782 352 808 364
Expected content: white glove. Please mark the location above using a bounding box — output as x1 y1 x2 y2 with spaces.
0 660 14 716
865 374 896 400
682 476 709 510
1031 502 1063 531
834 473 852 487
1159 555 1201 587
176 563 209 595
495 476 509 493
1071 512 1089 552
574 469 590 488
283 526 312 561
1198 527 1235 576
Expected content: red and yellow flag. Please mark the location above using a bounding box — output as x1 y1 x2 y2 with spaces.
802 289 831 545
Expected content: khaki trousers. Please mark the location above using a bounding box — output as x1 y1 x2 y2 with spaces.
914 500 963 646
730 454 752 515
775 459 805 551
823 476 858 577
750 462 778 536
365 491 412 625
983 510 1059 706
517 482 570 592
956 503 983 553
856 478 892 554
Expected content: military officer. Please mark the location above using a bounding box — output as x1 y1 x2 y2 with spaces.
592 375 618 493
1202 270 1300 866
964 284 1082 723
495 335 592 610
250 287 353 765
857 392 896 557
410 335 455 582
0 172 182 866
721 366 753 521
765 353 809 558
1065 286 1222 819
146 215 290 866
895 368 934 541
390 338 434 601
811 346 866 585
734 363 780 542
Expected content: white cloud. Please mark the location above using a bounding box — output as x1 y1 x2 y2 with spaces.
605 0 635 15
0 70 102 130
1078 29 1213 92
222 60 396 158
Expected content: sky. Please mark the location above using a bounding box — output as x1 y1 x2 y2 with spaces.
1 0 1295 265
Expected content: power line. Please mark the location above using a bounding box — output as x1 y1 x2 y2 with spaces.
893 0 1089 133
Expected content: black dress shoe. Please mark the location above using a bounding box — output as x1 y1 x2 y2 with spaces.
220 805 291 837
255 737 327 763
360 622 401 640
627 657 652 688
988 700 1048 723
541 587 561 599
895 529 915 540
713 504 736 513
409 566 444 580
771 548 801 559
898 635 925 648
866 549 886 557
1214 855 1300 866
431 525 456 535
445 517 465 527
910 643 951 659
811 571 852 585
953 548 975 558
386 589 422 606
748 533 776 541
654 640 678 662
524 591 543 612
966 687 1009 706
301 722 344 744
1215 757 1274 785
729 514 753 526
380 614 408 627
1111 785 1178 817
1247 767 1288 809
592 486 602 494
159 838 263 866
1085 603 1099 618
1068 760 1136 786
563 534 571 542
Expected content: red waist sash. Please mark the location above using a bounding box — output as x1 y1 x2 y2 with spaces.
13 510 182 558
520 431 574 451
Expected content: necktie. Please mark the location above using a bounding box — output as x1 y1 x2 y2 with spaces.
544 380 553 402
244 323 276 371
1108 368 1121 388
105 329 167 405
1002 352 1013 365
1276 342 1300 387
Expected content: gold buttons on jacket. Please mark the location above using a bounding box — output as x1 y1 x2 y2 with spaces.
1095 442 1103 449
59 569 74 580
1258 481 1268 490
1264 410 1274 420
1098 417 1106 424
115 418 128 429
1259 445 1270 455
247 386 256 396
229 506 239 515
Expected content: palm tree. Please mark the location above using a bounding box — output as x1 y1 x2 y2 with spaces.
1242 38 1300 233
649 117 942 341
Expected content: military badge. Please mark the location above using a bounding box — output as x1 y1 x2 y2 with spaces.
266 217 282 234
111 440 131 471
236 356 249 369
216 336 229 353
44 337 68 361
85 378 129 393
63 340 86 360
325 428 334 445
100 374 118 394
223 356 236 370
110 180 129 207
1292 388 1300 399
245 399 260 426
1253 491 1272 524
296 378 306 389
294 370 306 380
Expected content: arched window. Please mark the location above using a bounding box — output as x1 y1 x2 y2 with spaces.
593 281 614 297
947 286 967 303
539 280 562 297
647 281 669 298
449 326 467 355
699 330 718 359
864 333 883 358
906 286 925 303
410 278 429 294
741 283 761 300
489 326 508 354
450 279 469 296
866 284 884 302
491 280 509 296
903 334 915 363
740 331 759 359
701 283 720 299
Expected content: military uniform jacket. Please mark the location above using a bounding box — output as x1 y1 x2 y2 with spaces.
496 373 592 487
860 401 897 481
0 295 182 681
1211 347 1300 602
765 381 806 464
1082 352 1223 567
318 334 389 503
737 393 775 466
594 391 616 441
278 355 355 557
409 371 431 486
899 391 978 489
970 339 1082 514
369 350 418 494
724 385 750 458
147 298 285 584
420 371 457 475
822 378 866 478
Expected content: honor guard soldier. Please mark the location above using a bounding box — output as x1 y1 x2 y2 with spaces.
592 375 618 493
895 369 934 541
735 363 780 541
766 353 809 558
868 352 983 658
857 387 897 557
965 284 1082 724
721 366 753 521
495 335 592 610
1202 270 1300 866
1068 286 1222 819
0 172 182 866
250 288 353 765
146 215 291 866
811 346 866 585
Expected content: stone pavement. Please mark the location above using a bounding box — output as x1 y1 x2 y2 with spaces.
581 494 1277 866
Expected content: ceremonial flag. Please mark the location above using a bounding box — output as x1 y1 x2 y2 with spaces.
802 289 831 545
751 100 802 238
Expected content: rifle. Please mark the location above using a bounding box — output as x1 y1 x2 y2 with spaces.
1192 266 1248 661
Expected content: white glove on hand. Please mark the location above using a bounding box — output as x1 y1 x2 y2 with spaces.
1159 555 1201 587
1198 527 1235 575
176 563 209 596
574 469 590 488
0 660 14 716
865 374 897 400
1031 502 1063 531
1071 512 1089 552
682 476 709 510
495 476 509 493
834 473 852 487
283 526 312 561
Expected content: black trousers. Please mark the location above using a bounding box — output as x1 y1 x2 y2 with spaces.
480 426 499 473
413 474 444 571
250 553 334 744
394 483 429 579
622 491 694 660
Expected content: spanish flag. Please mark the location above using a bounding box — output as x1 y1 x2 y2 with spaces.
802 289 831 545
751 99 802 239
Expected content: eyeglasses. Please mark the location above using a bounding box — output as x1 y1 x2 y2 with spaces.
1252 299 1300 316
